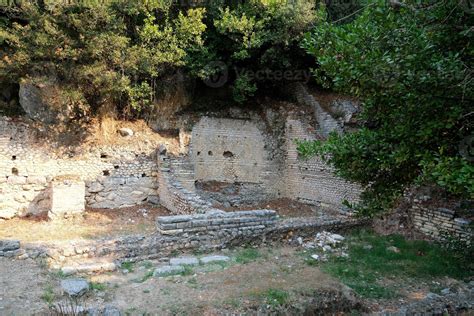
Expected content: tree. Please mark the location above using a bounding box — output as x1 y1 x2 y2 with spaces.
299 0 474 215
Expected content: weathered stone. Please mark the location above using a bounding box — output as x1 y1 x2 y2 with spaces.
49 179 85 219
0 239 20 252
118 128 134 137
7 176 27 185
386 246 400 253
170 256 199 266
441 288 451 295
200 255 230 264
87 182 104 193
0 208 17 219
61 278 89 297
102 305 122 316
153 265 185 277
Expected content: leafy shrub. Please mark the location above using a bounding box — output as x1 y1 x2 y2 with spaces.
207 0 320 102
300 1 474 215
0 1 206 118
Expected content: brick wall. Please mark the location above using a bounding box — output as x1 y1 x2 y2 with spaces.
412 205 472 242
0 117 158 219
284 118 362 207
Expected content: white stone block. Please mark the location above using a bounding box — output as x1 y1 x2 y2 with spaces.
49 179 85 219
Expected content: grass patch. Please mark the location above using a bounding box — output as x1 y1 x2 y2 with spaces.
90 282 106 291
180 265 194 276
235 248 261 264
41 285 55 305
50 269 67 279
264 289 289 307
134 270 154 283
319 229 473 299
121 261 135 272
141 261 153 269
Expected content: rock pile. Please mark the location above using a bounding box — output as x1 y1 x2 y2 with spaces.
297 231 348 261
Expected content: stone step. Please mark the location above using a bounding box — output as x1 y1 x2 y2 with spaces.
53 258 117 275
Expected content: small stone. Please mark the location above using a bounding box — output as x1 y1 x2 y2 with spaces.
425 292 440 300
18 253 29 260
118 128 133 137
323 245 332 252
102 305 122 316
297 237 303 245
310 254 320 260
386 246 400 253
440 288 450 295
153 265 185 277
200 255 230 264
363 245 373 250
0 240 20 252
61 278 89 297
170 256 199 266
331 234 345 241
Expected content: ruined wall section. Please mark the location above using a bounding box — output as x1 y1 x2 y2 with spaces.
157 156 213 214
0 117 158 219
284 117 362 208
189 117 283 205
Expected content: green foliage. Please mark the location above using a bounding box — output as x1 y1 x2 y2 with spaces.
232 73 257 103
318 230 472 298
41 285 55 305
207 0 320 102
90 282 106 291
0 1 206 117
421 156 474 196
235 247 261 264
121 261 135 272
264 288 289 306
301 1 474 215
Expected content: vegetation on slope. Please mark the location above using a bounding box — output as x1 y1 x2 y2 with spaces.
0 0 321 116
299 0 474 215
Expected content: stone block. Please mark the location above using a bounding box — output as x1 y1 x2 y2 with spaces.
0 239 20 252
49 179 85 219
200 255 230 264
170 256 199 266
61 278 89 297
153 265 184 277
7 176 27 185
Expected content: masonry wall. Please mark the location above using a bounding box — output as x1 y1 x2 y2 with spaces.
190 117 281 202
284 118 361 207
412 205 472 242
0 117 159 219
156 115 362 210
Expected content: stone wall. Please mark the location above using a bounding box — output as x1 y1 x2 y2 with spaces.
412 205 472 242
157 156 213 214
156 209 277 235
0 116 159 219
5 213 364 270
155 113 361 213
190 116 280 201
294 83 343 137
284 118 362 207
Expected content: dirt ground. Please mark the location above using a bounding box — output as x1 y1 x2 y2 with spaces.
1 244 464 315
0 247 349 315
0 206 170 242
0 199 332 243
